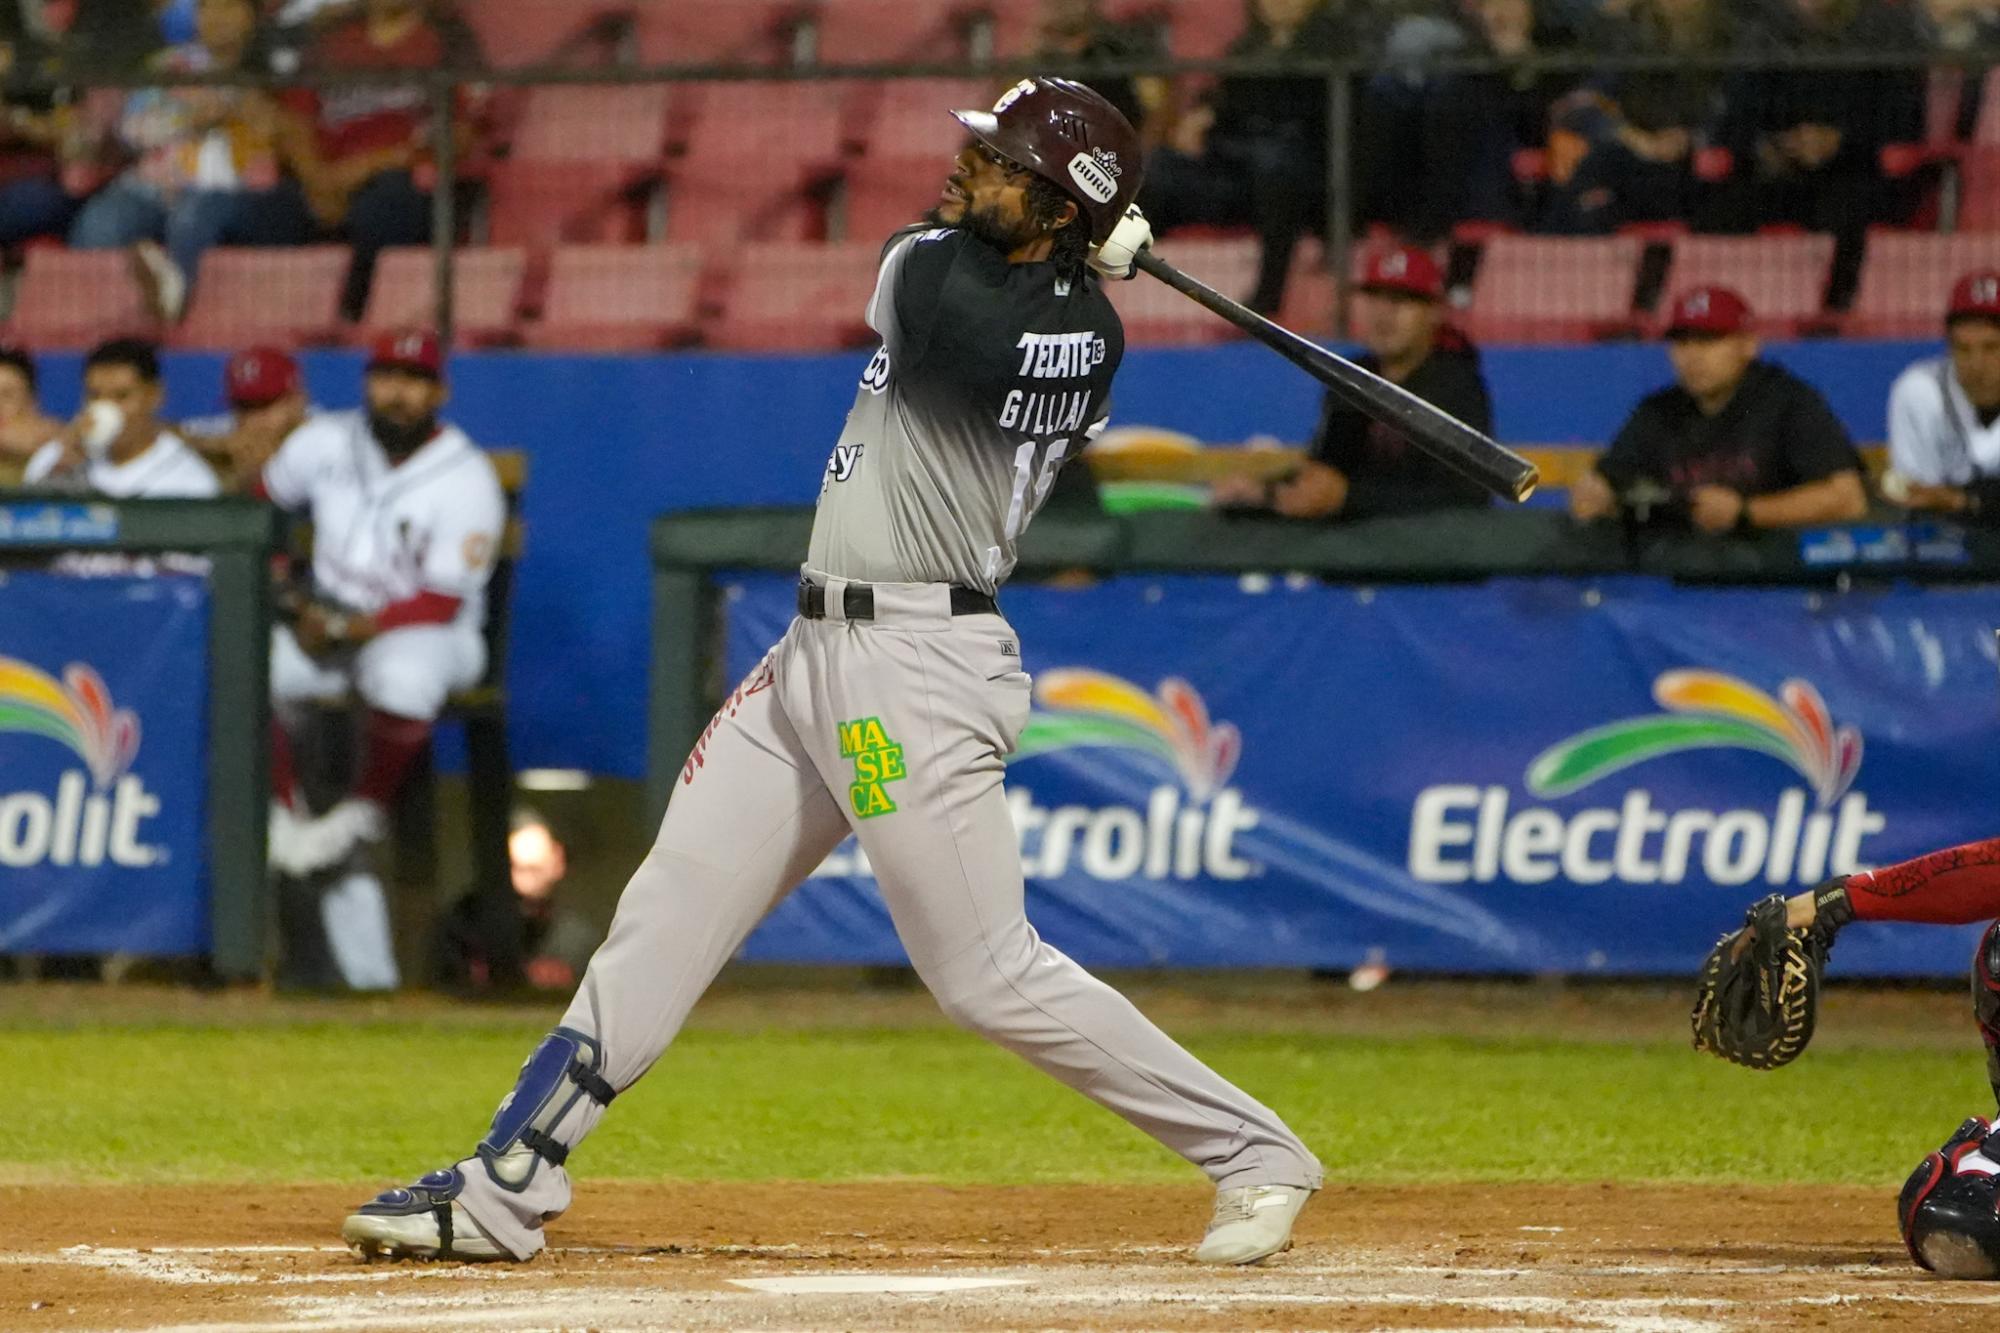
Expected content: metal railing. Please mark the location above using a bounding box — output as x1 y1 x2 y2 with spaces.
18 44 1999 345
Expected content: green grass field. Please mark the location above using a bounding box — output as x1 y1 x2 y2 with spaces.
6 975 1990 1189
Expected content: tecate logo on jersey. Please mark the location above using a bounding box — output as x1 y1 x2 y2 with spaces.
814 669 1263 883
0 657 164 868
1406 670 1882 888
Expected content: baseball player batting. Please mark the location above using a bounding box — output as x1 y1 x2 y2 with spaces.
343 78 1324 1266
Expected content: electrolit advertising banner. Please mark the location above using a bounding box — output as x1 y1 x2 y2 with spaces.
0 571 210 955
719 573 2000 977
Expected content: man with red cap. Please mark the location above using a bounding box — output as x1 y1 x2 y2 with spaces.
183 346 314 488
257 329 505 991
1214 245 1493 519
1884 271 2000 520
1571 285 1866 534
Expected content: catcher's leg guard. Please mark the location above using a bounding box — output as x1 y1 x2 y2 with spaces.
1901 1117 2000 1278
475 1026 617 1192
1972 922 2000 1111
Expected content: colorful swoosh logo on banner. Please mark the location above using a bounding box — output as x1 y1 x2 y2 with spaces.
1526 670 1862 808
0 656 141 788
1013 669 1241 801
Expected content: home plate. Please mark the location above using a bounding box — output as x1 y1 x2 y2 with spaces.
730 1275 1032 1295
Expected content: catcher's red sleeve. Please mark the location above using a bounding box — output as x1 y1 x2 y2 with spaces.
1846 838 2000 925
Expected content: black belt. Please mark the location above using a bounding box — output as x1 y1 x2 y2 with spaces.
797 580 998 621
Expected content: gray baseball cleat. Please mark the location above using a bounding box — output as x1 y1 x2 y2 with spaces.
341 1167 516 1262
1194 1183 1313 1264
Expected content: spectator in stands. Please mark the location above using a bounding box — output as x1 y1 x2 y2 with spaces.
430 808 602 993
181 345 313 487
1213 246 1493 519
275 0 478 319
69 0 311 322
0 345 61 474
1031 0 1169 145
1360 0 1578 240
261 331 504 991
1141 0 1364 314
1884 271 2000 520
0 12 82 249
24 338 220 496
1910 0 2000 155
1713 0 1923 305
1569 286 1866 533
1540 0 1732 233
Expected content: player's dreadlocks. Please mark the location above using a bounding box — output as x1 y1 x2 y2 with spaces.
1025 174 1092 290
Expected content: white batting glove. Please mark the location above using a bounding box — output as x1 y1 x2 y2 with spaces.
1089 205 1151 281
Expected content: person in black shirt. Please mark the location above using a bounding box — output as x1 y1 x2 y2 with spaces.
1570 285 1867 533
1140 0 1363 314
1213 245 1493 519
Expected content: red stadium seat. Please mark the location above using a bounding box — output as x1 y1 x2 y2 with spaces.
1460 235 1643 342
1109 237 1261 344
1846 231 2000 336
1656 234 1836 335
1961 149 2000 230
455 0 623 67
171 247 348 350
486 161 656 246
359 247 528 346
523 244 706 350
850 78 989 159
3 248 155 349
812 0 972 65
486 87 671 245
665 82 849 244
1166 0 1243 57
630 0 810 64
509 85 672 163
709 241 881 350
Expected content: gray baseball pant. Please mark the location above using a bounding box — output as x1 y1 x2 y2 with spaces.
457 578 1323 1258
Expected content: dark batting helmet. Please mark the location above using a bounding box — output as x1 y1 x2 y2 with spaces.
950 77 1143 245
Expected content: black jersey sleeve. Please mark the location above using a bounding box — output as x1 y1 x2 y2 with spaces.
866 227 989 371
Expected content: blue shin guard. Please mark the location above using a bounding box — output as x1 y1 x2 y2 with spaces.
475 1027 617 1191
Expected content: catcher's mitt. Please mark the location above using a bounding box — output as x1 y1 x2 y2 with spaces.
1691 892 1835 1070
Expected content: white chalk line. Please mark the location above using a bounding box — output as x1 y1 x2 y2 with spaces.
32 1241 2000 1333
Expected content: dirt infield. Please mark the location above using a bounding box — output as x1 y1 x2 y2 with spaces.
4 1180 1997 1332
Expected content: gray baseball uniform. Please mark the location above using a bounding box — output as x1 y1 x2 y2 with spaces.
451 226 1323 1260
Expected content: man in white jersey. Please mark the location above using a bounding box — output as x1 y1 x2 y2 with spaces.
343 78 1322 1268
1886 271 2000 519
260 330 504 990
23 339 218 498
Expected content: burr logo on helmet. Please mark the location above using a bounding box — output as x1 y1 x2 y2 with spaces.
1068 151 1119 204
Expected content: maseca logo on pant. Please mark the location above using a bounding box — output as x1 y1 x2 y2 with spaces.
1407 670 1884 888
815 669 1264 883
0 656 166 868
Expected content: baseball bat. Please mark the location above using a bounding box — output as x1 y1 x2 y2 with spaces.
1132 249 1540 503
